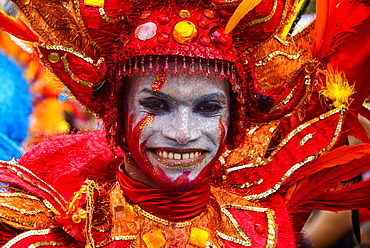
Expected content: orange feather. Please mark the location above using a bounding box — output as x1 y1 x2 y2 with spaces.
0 10 39 42
225 0 263 34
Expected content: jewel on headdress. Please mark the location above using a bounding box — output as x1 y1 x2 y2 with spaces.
189 58 195 76
140 57 146 75
140 11 151 20
198 19 210 29
210 27 232 50
173 57 179 76
122 61 128 76
158 14 170 25
20 0 30 5
164 56 169 73
133 58 139 73
179 10 191 19
226 63 231 78
172 21 198 44
205 60 211 78
213 60 219 75
198 59 203 75
182 57 188 73
155 56 160 74
203 9 215 19
48 53 60 63
199 36 211 46
135 22 157 41
220 61 225 79
148 56 154 73
117 62 123 79
128 59 133 77
230 65 236 84
157 32 170 44
84 0 104 7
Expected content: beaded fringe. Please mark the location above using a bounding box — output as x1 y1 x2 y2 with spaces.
116 56 237 85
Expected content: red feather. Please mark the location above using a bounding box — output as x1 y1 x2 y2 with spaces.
346 110 370 143
359 105 370 121
285 154 370 211
312 0 370 59
0 10 39 42
283 143 370 187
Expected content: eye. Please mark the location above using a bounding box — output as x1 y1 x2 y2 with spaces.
194 101 223 116
140 98 170 115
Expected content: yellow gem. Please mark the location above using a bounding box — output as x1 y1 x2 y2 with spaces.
172 21 198 44
179 10 190 19
114 205 135 222
188 227 209 248
142 229 166 248
48 53 60 63
84 0 104 7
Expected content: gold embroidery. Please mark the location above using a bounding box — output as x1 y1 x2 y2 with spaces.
218 205 276 248
99 8 125 23
61 56 102 87
0 203 44 215
255 50 303 66
229 178 264 189
242 108 345 200
96 235 137 247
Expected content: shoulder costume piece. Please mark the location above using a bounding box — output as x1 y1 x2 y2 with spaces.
1 0 370 247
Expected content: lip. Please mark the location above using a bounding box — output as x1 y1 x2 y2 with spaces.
146 148 207 167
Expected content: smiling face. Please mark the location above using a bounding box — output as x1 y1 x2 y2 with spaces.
123 66 230 191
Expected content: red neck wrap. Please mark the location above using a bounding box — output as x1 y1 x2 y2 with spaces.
117 166 211 221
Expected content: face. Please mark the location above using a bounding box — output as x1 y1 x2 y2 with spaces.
124 69 230 191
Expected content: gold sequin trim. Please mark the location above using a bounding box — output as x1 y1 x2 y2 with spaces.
240 0 278 30
3 229 54 248
43 199 61 216
299 133 315 146
0 203 44 215
134 204 204 228
217 205 276 247
242 108 345 200
0 192 40 201
255 50 302 67
39 44 104 66
3 161 67 210
96 235 137 247
61 56 102 87
29 241 64 247
86 180 98 248
269 73 310 114
99 8 125 23
0 213 36 228
229 179 264 189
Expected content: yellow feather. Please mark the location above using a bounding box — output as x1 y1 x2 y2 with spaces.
319 65 355 108
225 0 263 34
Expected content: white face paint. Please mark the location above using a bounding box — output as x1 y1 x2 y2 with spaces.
124 68 230 191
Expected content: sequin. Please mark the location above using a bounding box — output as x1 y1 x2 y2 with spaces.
172 21 198 44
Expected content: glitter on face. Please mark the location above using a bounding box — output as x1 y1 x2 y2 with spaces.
124 63 230 191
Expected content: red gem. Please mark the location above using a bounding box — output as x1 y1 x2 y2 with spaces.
254 224 266 234
157 32 170 43
158 14 170 25
210 27 232 50
198 19 210 29
200 35 211 46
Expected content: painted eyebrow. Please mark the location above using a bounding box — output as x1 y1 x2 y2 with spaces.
140 88 226 102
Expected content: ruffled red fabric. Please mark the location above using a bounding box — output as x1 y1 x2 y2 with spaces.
117 166 211 221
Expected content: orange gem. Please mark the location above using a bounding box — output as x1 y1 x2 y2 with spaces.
203 9 215 19
141 11 151 19
142 229 166 248
189 227 209 248
172 21 198 44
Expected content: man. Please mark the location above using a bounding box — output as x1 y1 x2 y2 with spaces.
1 0 370 247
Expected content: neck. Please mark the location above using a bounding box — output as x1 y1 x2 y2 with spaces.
123 156 160 188
117 164 211 221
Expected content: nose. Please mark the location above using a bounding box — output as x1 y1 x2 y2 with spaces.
162 109 201 145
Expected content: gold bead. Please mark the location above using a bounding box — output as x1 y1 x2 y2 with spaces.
172 21 198 44
179 10 190 19
48 53 60 63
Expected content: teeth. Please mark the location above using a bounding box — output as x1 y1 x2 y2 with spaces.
156 150 202 160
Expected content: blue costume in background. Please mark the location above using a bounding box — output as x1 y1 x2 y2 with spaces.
0 52 32 160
